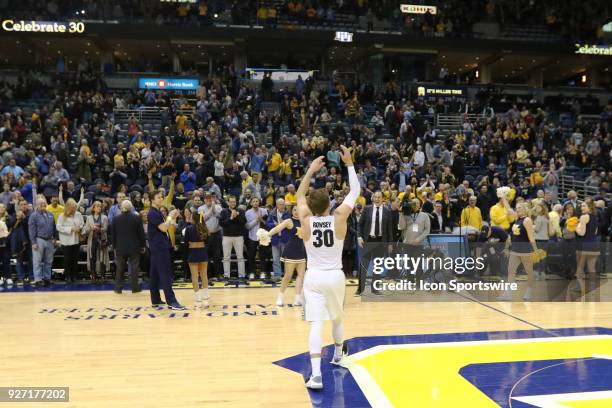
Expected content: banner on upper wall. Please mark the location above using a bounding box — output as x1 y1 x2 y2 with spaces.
415 84 467 100
400 4 437 14
138 78 199 90
1 19 85 33
574 44 612 56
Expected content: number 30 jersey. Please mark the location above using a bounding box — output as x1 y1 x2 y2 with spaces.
305 215 344 271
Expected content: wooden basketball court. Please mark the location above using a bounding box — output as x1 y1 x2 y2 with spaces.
1 284 611 407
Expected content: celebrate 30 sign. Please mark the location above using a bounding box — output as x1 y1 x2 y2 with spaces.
1 20 85 33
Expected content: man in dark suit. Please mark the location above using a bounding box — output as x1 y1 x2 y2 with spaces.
357 191 394 295
111 200 146 294
430 201 446 234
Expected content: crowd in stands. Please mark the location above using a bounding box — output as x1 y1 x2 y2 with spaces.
2 0 607 41
0 59 611 288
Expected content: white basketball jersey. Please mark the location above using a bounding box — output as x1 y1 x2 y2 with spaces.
305 215 344 271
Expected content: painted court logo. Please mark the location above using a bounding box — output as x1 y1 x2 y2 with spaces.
38 304 293 320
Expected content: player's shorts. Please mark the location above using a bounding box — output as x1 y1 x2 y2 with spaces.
303 268 345 322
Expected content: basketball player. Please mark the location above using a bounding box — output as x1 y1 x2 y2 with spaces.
296 145 360 390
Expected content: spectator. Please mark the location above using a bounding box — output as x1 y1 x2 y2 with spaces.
82 201 110 282
266 198 288 281
220 195 247 283
245 197 268 280
28 196 56 287
198 192 223 280
490 190 516 231
357 191 394 295
180 164 196 192
460 196 483 232
203 177 222 199
56 198 84 284
0 204 11 285
399 199 431 247
9 200 31 285
111 200 145 294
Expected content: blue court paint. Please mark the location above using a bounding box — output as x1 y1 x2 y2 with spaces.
273 327 612 408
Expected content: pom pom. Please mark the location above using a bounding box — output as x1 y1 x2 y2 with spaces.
256 228 271 246
566 217 579 232
497 186 511 199
530 248 547 263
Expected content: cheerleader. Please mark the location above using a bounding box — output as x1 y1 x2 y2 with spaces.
575 198 600 299
499 202 538 301
267 205 306 306
183 209 210 305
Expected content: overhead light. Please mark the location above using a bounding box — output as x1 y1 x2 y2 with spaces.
581 74 587 83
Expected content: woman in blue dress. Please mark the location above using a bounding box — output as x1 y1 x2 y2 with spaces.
183 209 210 306
267 205 306 306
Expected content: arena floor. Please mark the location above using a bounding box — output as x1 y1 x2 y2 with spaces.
2 284 612 408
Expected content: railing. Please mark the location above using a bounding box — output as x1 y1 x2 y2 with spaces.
114 107 166 123
435 111 509 129
559 175 603 200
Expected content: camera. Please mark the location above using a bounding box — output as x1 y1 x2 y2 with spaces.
400 198 414 216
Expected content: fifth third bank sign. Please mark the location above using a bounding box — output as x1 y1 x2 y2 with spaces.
138 78 199 90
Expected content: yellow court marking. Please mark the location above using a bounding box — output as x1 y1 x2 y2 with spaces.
342 336 612 408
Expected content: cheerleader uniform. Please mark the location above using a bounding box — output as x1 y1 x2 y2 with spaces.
577 215 599 255
185 224 208 263
280 217 306 264
510 217 533 256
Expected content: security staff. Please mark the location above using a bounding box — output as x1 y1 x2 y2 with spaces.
148 190 185 309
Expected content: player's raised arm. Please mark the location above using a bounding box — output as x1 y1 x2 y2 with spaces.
334 145 359 221
296 156 325 221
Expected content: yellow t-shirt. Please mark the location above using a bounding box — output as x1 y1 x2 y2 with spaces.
47 204 65 222
267 153 282 173
460 206 483 230
241 176 253 193
490 203 514 230
284 192 297 206
175 115 187 131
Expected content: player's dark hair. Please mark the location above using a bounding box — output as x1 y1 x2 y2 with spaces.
308 188 330 216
